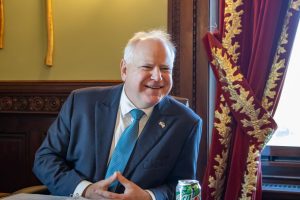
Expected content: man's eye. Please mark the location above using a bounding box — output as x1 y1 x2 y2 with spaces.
161 67 171 72
141 66 152 70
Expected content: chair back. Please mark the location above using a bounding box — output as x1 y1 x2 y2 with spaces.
172 95 189 107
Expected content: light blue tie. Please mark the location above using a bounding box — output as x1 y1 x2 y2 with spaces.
105 109 144 191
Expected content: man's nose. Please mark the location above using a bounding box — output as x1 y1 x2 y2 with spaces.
151 67 163 81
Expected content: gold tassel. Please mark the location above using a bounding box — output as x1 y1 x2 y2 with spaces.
0 0 4 48
45 0 54 66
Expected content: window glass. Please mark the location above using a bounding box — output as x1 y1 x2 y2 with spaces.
267 21 300 147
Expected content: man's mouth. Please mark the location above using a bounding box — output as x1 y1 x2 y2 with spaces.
145 85 163 89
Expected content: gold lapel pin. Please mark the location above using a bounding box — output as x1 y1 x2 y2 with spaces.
159 121 165 128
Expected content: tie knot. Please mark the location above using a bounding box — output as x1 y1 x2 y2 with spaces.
130 109 144 121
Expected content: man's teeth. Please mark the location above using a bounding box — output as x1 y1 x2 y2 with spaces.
147 86 161 89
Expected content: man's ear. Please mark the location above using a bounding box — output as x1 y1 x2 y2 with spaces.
120 59 127 81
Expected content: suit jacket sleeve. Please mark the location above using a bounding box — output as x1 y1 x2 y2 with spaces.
33 91 82 196
150 117 202 199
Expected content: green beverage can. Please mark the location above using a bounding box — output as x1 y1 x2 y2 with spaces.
176 180 201 200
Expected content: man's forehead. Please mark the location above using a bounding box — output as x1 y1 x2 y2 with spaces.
135 38 162 48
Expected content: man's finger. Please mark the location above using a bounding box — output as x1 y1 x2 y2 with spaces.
116 172 132 187
99 172 118 187
94 189 124 200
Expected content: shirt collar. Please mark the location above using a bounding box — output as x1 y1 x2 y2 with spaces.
120 87 154 118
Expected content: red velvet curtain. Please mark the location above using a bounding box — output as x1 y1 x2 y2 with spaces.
202 0 300 199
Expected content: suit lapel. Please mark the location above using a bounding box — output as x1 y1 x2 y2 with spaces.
123 97 177 178
95 85 122 180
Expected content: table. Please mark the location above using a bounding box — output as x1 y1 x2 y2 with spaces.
2 193 88 200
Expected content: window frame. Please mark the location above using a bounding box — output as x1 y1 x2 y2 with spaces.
261 145 300 199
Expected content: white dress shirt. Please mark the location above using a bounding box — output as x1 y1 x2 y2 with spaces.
74 88 156 199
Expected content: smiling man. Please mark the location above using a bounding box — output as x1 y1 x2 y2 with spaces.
33 30 202 200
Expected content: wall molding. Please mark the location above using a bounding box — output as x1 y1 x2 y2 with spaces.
0 81 121 114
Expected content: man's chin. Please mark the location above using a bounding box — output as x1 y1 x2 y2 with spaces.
146 96 163 106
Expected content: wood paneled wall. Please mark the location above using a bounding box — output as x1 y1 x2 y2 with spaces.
168 0 210 181
0 81 121 192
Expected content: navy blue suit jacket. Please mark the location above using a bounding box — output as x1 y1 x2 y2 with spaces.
33 84 202 200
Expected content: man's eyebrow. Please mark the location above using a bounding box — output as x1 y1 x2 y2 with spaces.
160 64 171 68
139 63 171 68
144 63 154 66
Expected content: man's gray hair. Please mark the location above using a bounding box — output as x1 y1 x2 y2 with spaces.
123 30 176 64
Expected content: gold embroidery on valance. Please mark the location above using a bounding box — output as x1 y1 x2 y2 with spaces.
292 0 300 11
210 45 268 198
240 145 260 200
262 0 299 113
215 98 232 147
208 95 232 199
208 0 244 198
223 0 244 63
211 47 275 145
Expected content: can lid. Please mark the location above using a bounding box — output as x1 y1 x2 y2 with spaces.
178 179 199 184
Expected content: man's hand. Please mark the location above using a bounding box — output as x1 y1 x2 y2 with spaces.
115 172 152 200
84 172 152 200
83 172 123 200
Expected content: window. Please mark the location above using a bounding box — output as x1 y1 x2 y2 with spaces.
267 20 300 147
262 20 300 199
